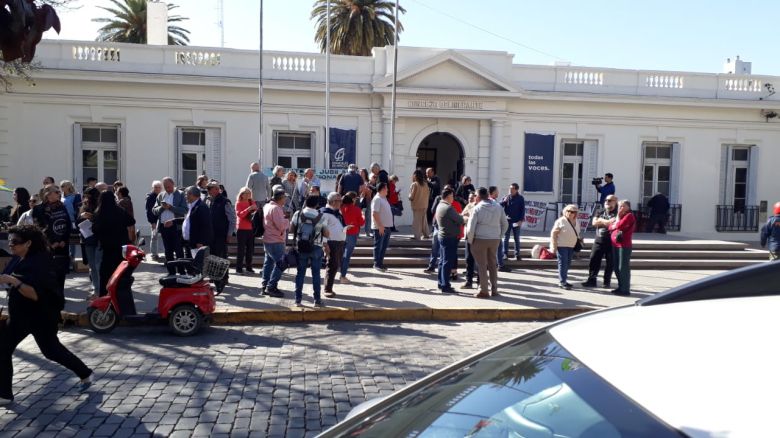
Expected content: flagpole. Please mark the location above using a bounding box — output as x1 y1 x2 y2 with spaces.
325 0 331 170
258 0 264 165
389 0 399 173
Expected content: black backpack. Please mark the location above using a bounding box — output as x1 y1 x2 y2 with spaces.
295 212 322 253
251 209 265 238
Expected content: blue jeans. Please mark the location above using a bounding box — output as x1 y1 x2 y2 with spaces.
341 234 358 276
262 242 286 289
557 247 574 284
84 244 99 294
428 226 440 269
504 224 522 258
364 207 372 236
438 236 459 290
497 239 504 267
372 230 392 267
295 246 323 303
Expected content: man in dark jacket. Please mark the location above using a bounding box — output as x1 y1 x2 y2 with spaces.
760 201 780 261
426 168 441 227
153 177 188 273
182 186 212 258
646 192 671 233
205 181 236 283
435 189 464 293
582 195 618 288
500 183 526 263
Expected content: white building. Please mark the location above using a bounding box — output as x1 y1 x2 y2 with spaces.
2 40 779 239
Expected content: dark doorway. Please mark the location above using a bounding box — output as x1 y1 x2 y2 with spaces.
415 132 464 187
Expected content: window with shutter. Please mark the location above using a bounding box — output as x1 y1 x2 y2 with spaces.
75 123 120 192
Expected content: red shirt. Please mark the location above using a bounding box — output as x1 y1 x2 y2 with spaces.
609 212 636 248
340 204 365 235
236 201 255 231
453 200 464 239
388 181 400 205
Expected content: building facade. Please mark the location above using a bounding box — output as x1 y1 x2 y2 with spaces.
2 40 779 239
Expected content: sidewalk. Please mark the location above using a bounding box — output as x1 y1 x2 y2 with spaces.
38 262 723 325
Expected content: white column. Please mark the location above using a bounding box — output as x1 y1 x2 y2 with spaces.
489 119 504 186
382 113 393 168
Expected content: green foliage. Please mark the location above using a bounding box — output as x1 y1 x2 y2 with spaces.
93 0 190 46
311 0 405 56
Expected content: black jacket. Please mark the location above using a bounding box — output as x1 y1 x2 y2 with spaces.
187 200 213 248
208 193 230 238
6 252 61 318
31 202 72 256
145 192 158 224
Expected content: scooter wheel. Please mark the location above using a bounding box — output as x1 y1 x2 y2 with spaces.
87 306 118 333
169 304 202 337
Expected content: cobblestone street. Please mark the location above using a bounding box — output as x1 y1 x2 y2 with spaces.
0 321 545 437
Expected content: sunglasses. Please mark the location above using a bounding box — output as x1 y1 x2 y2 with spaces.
8 239 24 246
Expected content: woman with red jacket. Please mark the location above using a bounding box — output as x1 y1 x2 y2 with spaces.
608 200 636 296
339 192 365 283
235 187 258 274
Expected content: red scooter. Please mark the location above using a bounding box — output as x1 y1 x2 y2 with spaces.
87 244 224 336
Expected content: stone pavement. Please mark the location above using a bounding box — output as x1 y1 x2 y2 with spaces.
0 262 725 325
0 321 545 437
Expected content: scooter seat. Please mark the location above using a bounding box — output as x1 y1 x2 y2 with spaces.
159 274 203 288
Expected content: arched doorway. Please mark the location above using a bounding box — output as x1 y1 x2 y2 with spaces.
415 132 464 186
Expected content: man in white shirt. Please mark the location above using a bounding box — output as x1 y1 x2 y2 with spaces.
371 182 394 272
321 193 353 297
152 177 188 274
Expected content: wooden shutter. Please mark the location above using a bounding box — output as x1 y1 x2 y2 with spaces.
670 142 681 204
747 146 759 206
72 123 82 185
718 145 728 205
581 140 599 203
175 127 183 185
205 128 222 181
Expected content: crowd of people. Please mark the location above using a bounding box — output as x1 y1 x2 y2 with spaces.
2 166 651 306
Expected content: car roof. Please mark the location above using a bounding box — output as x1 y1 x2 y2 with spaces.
549 295 780 437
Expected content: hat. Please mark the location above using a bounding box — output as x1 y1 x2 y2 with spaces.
774 201 780 215
272 186 288 198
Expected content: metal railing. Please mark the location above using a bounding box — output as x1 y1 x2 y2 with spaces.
636 204 682 232
715 205 759 232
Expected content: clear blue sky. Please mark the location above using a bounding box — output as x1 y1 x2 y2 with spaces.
47 0 780 75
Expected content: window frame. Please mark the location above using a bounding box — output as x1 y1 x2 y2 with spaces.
273 131 315 170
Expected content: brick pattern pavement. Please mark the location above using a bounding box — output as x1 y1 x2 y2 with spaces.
0 321 545 437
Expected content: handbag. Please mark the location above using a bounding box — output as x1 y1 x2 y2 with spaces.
567 219 584 253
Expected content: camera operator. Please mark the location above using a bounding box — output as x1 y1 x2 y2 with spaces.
594 173 616 204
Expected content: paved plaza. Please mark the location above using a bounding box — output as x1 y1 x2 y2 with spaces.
0 321 545 437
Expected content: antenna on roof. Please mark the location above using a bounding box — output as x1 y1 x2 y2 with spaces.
217 0 225 47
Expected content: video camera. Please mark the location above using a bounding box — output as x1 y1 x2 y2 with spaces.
591 177 603 186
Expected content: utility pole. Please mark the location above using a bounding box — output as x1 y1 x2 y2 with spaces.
325 0 331 169
389 0 400 173
258 0 264 164
218 0 225 47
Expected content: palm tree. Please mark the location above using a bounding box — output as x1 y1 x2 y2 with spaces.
93 0 190 46
311 0 405 56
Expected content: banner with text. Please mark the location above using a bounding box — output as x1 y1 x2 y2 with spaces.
522 201 548 231
523 133 555 193
328 128 357 170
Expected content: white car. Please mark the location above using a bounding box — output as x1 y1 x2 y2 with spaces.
319 262 780 437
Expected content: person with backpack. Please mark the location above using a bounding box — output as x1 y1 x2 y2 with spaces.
261 189 289 298
0 225 93 405
290 195 331 307
322 193 352 298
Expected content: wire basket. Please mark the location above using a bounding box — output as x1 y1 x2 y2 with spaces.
202 255 230 281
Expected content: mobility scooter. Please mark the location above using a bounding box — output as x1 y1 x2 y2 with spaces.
86 244 227 336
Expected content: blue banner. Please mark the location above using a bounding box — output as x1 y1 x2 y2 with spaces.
329 128 357 170
523 133 555 192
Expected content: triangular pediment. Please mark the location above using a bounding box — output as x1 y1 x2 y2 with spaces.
374 50 518 93
398 60 504 91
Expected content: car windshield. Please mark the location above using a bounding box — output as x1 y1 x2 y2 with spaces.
335 331 679 437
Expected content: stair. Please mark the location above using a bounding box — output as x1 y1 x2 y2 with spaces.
210 234 767 270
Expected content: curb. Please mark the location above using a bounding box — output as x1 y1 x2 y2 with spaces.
59 307 592 327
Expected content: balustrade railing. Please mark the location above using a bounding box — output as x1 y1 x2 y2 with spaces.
723 78 763 92
272 56 317 72
644 74 685 89
563 71 604 86
174 51 221 66
715 205 759 232
636 204 682 232
72 45 120 62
